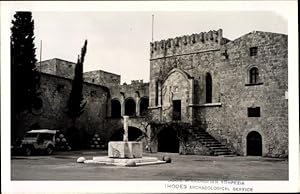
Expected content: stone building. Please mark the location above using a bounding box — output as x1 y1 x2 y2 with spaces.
13 29 288 158
149 29 288 157
36 58 121 88
16 58 149 146
12 70 111 144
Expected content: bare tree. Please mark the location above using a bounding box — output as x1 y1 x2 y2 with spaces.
135 110 160 153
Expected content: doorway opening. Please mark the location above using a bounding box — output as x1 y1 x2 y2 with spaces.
172 100 181 121
247 131 262 156
157 127 179 153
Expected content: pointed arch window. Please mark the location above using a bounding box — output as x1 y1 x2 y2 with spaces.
245 66 263 86
249 67 259 84
206 73 212 103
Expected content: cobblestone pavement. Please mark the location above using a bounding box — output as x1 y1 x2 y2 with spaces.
11 150 288 180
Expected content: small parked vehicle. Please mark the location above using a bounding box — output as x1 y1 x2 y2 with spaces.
21 129 56 156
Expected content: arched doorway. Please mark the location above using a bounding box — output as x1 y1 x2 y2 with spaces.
109 127 143 141
140 97 149 116
125 98 136 116
157 127 179 153
111 99 121 118
247 131 262 156
161 68 193 123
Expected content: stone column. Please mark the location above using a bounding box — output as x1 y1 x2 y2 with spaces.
120 94 125 116
121 101 125 116
123 116 129 141
136 97 140 116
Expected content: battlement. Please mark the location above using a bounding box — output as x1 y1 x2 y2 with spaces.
131 80 144 84
120 80 149 94
121 79 148 88
150 29 226 59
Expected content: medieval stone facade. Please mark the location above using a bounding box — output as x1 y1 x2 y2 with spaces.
149 29 288 157
16 58 149 146
13 71 110 143
13 29 288 157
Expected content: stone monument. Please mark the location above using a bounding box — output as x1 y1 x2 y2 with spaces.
83 116 166 166
123 115 129 141
108 116 143 158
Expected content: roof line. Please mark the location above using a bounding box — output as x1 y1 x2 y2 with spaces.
224 30 288 45
84 69 120 77
38 58 76 64
40 72 110 92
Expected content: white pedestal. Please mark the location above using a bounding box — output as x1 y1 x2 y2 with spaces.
108 141 143 158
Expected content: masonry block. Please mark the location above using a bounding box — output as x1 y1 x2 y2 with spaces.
108 141 143 158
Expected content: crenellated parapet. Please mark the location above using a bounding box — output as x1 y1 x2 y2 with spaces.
130 79 144 85
150 29 225 59
119 80 149 100
121 80 149 89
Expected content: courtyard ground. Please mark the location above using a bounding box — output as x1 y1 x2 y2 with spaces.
11 150 288 180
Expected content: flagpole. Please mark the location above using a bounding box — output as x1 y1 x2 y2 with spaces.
40 40 42 72
152 14 154 42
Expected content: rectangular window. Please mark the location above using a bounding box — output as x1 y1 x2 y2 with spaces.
248 107 261 117
250 47 258 56
172 100 181 121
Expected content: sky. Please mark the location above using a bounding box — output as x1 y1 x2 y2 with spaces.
30 11 287 83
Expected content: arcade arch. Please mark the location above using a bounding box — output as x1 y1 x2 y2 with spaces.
111 99 121 118
125 98 136 116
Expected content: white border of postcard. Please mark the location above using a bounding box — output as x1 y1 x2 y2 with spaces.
1 1 299 193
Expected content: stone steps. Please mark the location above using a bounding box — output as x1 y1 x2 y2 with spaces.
190 128 234 156
203 142 223 146
214 151 233 156
197 139 217 142
208 146 228 150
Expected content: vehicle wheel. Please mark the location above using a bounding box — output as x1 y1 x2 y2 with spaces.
24 147 32 156
45 146 54 155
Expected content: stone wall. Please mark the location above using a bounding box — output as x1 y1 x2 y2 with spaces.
149 45 222 109
205 31 288 157
182 140 213 155
150 29 227 59
83 70 121 89
36 58 75 79
37 58 121 89
33 58 150 142
160 69 194 123
107 80 149 118
149 30 288 157
13 73 111 142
